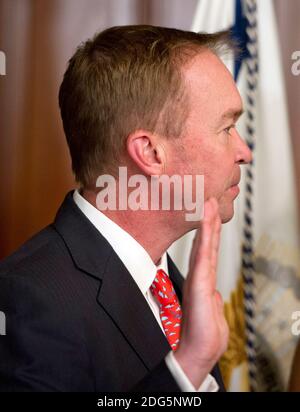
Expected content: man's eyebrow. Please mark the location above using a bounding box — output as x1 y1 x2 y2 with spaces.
220 108 244 123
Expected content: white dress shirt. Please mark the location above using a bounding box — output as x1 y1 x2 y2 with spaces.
73 189 218 392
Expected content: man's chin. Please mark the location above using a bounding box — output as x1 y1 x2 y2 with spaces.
220 204 235 223
221 214 234 224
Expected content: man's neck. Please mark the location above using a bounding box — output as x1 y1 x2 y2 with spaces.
81 189 186 265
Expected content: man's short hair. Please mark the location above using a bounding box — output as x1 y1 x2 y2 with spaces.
59 25 234 188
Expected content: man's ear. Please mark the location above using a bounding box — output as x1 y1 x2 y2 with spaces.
126 130 166 176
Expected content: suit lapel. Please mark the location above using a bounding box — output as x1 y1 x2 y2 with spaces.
97 251 171 370
96 251 186 372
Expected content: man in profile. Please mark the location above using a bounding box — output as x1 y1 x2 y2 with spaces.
0 25 251 391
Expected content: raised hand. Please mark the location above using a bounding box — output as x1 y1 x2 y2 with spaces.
174 197 229 389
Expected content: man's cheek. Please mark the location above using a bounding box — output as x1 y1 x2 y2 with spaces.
203 178 222 200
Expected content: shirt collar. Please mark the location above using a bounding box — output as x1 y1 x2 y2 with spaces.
73 189 169 295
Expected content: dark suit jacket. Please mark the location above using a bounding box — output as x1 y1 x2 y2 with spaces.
0 191 225 392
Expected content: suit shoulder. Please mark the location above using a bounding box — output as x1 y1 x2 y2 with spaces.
0 225 68 280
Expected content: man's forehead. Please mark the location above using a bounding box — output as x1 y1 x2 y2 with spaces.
183 50 238 99
183 51 242 113
183 49 230 81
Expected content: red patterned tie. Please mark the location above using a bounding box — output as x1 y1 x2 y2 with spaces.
150 269 182 351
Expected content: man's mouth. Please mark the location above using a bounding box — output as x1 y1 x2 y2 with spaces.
228 183 240 196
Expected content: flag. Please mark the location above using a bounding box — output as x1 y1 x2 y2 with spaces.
168 0 300 392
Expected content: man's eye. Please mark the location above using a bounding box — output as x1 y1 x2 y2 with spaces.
224 124 235 135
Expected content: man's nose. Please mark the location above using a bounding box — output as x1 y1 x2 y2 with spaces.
235 131 253 165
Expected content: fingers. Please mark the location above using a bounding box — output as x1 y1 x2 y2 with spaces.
191 198 220 282
188 199 212 271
